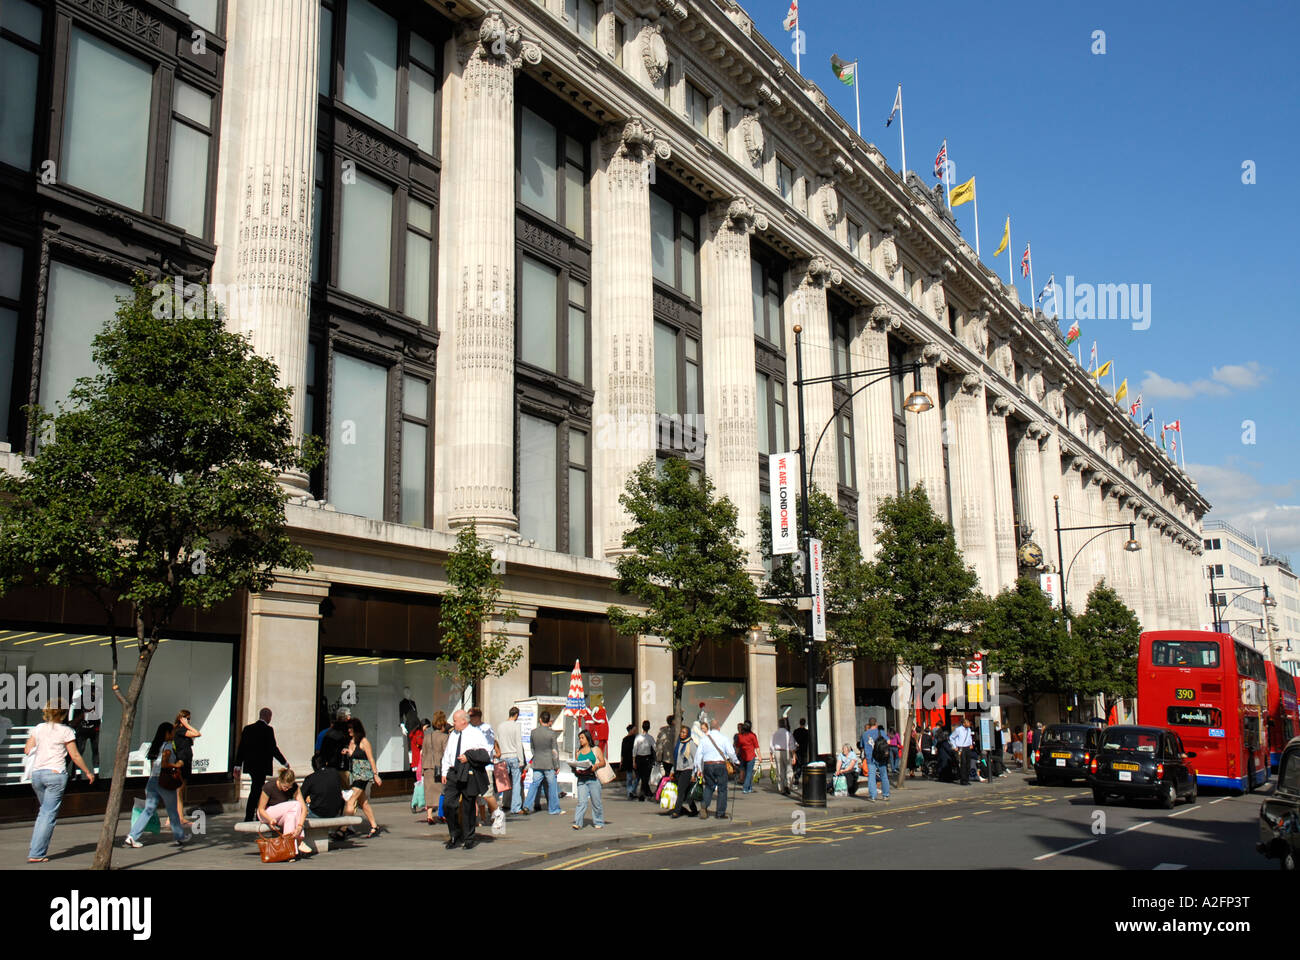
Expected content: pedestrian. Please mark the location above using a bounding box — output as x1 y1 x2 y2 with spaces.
440 708 492 850
571 729 606 830
971 722 987 782
861 719 891 801
524 710 562 814
123 722 188 849
468 707 502 833
25 700 94 862
343 717 383 837
422 711 449 824
834 743 860 796
736 721 760 793
234 707 287 822
497 706 526 815
302 754 344 819
770 717 795 795
694 719 738 820
670 723 699 818
990 720 1006 778
620 723 638 800
936 729 958 782
888 728 902 775
919 725 933 778
255 767 312 857
950 716 974 785
791 718 810 782
655 715 676 780
633 719 656 800
173 709 201 827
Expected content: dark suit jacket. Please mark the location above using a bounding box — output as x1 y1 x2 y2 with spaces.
235 720 287 777
448 747 491 796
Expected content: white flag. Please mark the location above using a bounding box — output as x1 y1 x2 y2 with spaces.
886 84 902 127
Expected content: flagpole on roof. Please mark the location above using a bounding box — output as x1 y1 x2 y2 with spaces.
1027 244 1036 318
854 60 861 135
898 83 907 179
971 177 980 257
795 5 800 74
943 138 951 207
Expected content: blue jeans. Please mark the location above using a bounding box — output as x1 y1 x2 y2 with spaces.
29 769 68 859
574 778 603 826
128 777 186 843
867 758 890 799
890 746 901 773
525 768 561 814
505 758 523 813
701 762 729 817
742 758 756 792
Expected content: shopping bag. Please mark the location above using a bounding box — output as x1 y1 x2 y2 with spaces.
833 775 847 795
659 781 678 810
131 797 160 835
495 763 511 793
410 779 425 812
654 773 670 802
437 794 445 819
689 776 704 803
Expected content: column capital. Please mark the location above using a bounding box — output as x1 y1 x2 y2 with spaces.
794 255 842 289
600 115 672 164
865 302 902 332
709 195 769 234
990 394 1013 417
921 342 945 366
960 372 983 395
457 10 542 70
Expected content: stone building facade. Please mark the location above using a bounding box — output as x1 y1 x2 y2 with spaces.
0 0 1209 806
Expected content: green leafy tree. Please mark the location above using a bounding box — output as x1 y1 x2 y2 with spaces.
982 576 1074 726
439 521 521 708
607 457 764 729
860 485 987 787
759 485 887 681
1071 581 1142 720
0 277 317 870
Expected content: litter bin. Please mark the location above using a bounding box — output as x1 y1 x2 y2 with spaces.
802 761 827 807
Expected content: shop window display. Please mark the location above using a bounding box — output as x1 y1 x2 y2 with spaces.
776 686 831 755
530 669 631 749
683 680 746 738
0 627 234 786
322 654 464 773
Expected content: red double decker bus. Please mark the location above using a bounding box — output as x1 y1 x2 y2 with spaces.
1265 661 1299 772
1137 630 1269 792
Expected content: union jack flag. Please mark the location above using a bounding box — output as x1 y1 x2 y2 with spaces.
1020 244 1031 278
1129 394 1142 417
934 140 947 180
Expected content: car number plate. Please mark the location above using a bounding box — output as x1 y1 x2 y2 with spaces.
1051 752 1071 759
1055 758 1066 766
1113 762 1140 771
1118 771 1132 781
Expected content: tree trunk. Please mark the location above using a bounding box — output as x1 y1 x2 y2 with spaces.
91 619 158 870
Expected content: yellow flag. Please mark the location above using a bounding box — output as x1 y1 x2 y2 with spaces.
950 177 975 207
993 217 1009 257
1115 378 1128 403
1091 360 1112 379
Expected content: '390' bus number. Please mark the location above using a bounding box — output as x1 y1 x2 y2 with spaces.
1174 688 1196 701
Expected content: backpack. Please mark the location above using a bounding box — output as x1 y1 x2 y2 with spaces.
872 733 890 765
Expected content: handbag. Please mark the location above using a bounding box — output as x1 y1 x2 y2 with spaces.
131 797 161 834
255 825 298 863
595 762 615 785
410 779 425 811
689 776 704 803
351 757 374 783
159 751 183 791
706 733 736 776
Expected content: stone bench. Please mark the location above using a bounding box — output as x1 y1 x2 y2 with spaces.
233 816 363 855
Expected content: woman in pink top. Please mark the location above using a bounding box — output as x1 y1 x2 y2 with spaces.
25 700 94 862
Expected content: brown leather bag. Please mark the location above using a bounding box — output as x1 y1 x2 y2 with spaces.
256 825 298 863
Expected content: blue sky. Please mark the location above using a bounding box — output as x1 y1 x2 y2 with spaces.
748 0 1300 556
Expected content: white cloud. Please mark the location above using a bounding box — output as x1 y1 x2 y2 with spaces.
1140 361 1267 400
1193 460 1300 560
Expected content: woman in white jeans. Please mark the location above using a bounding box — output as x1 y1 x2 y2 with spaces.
25 700 95 862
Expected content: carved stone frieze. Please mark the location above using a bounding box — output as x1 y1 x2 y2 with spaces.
642 23 669 82
879 229 898 279
819 179 839 230
740 112 765 165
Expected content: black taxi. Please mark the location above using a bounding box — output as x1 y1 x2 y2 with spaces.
1257 736 1300 870
1033 723 1103 785
1088 725 1197 808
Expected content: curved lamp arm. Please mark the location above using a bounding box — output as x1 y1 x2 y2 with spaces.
1063 527 1129 600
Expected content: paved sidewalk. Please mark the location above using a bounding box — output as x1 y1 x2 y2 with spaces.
3 769 1034 870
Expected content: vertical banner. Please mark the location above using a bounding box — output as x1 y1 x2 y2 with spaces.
769 452 799 555
810 537 826 640
1039 573 1062 609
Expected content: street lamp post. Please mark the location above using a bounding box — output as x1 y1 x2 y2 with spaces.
1052 494 1140 621
790 324 931 802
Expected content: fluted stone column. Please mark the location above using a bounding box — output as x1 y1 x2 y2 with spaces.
987 397 1018 588
1101 484 1126 600
1014 424 1048 551
213 0 320 493
1084 471 1110 592
1060 457 1089 606
445 14 541 535
1137 509 1160 631
1151 521 1172 629
907 345 948 519
593 118 668 558
853 307 900 558
785 258 842 499
1120 497 1145 628
951 374 997 592
746 632 778 756
702 197 766 574
1039 429 1065 570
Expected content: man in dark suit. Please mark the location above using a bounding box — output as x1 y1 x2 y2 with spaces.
439 709 491 850
234 707 288 821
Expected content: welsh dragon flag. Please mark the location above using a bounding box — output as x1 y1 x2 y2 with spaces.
1065 320 1080 345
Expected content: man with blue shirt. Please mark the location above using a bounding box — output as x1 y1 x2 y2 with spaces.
861 718 891 801
694 719 739 820
949 716 974 785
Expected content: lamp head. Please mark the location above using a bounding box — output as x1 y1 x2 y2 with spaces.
904 390 933 414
